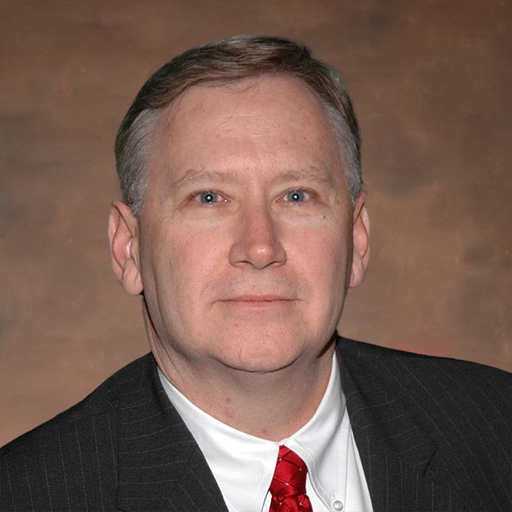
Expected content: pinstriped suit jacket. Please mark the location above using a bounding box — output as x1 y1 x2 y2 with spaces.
1 337 510 511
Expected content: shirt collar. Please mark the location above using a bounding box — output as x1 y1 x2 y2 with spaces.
284 353 348 508
158 353 345 511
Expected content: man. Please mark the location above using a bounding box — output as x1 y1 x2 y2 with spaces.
1 35 510 512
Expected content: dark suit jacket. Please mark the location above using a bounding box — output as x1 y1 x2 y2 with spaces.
1 337 510 511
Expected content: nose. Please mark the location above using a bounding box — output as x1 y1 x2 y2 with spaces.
229 204 287 269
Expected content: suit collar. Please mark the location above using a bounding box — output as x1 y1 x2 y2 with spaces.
113 354 227 512
336 337 466 511
337 338 438 469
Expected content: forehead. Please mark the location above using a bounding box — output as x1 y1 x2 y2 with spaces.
149 75 345 186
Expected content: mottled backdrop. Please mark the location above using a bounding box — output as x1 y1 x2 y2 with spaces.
1 0 510 445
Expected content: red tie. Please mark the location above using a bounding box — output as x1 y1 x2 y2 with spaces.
270 445 313 511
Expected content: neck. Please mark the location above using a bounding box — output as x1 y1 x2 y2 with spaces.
147 328 335 441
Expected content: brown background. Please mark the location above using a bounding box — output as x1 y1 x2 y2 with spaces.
1 0 511 446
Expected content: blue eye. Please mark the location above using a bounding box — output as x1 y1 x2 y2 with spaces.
198 191 220 204
285 190 308 202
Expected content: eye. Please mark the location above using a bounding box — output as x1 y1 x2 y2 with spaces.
195 190 223 204
284 189 310 203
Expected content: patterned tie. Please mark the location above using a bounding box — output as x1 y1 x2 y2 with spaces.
270 445 313 511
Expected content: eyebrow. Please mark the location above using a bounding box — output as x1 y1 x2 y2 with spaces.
172 169 238 191
171 166 336 191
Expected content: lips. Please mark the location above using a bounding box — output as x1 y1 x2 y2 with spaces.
220 295 296 307
226 295 292 302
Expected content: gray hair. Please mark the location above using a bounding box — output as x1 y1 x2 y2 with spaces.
115 35 362 216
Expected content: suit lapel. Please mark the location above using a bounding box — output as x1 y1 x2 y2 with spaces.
337 338 465 512
114 354 228 512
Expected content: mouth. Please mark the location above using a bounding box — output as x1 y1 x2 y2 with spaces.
220 295 296 308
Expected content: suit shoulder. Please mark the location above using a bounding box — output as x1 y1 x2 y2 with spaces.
338 337 511 441
338 336 510 383
338 337 510 434
0 353 154 456
339 338 511 510
0 354 156 510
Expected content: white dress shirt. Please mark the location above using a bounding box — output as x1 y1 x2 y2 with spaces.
159 354 373 512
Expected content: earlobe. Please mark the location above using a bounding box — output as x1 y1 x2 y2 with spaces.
108 200 143 296
349 192 370 289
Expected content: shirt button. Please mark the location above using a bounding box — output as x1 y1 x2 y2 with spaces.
333 500 344 511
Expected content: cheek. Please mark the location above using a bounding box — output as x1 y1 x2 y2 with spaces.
159 226 229 295
294 223 349 272
291 227 351 309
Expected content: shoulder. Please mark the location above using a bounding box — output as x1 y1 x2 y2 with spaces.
338 338 511 510
337 336 510 390
337 336 511 461
0 353 156 509
337 337 510 414
2 353 155 453
1 353 199 510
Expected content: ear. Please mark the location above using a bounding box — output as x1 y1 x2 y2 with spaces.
108 200 143 296
349 191 370 288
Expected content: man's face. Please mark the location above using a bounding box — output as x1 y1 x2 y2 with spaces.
131 76 366 374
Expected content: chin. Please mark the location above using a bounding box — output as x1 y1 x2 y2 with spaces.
213 328 324 374
221 355 299 374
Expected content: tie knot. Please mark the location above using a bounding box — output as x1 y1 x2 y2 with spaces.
270 446 312 511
